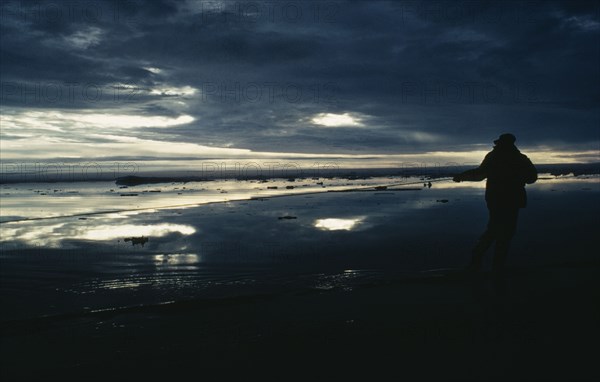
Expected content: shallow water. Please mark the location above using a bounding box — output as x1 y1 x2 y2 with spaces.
0 176 429 222
0 175 598 321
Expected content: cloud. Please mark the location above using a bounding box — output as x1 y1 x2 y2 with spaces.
0 0 598 163
63 26 104 49
311 113 363 127
149 85 197 96
1 109 195 130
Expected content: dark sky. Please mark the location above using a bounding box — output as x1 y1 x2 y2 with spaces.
1 0 599 164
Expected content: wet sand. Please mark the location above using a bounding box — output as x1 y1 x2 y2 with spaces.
1 175 599 380
2 265 599 381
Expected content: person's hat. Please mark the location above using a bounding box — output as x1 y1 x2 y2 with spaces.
494 133 516 145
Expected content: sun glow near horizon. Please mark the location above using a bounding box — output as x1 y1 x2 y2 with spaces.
0 109 598 165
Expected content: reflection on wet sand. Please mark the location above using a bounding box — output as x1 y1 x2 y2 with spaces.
154 253 201 266
80 223 195 240
2 174 594 223
1 177 423 222
0 221 195 247
0 174 598 324
314 217 364 231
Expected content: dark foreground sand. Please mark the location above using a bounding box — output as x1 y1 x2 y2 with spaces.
2 264 599 381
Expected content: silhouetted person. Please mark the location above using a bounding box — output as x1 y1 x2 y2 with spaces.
453 133 537 272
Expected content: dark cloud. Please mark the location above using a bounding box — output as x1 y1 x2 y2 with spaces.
1 0 598 158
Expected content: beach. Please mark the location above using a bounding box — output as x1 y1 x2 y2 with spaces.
1 174 599 380
3 0 599 379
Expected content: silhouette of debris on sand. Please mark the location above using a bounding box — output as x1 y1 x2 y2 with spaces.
123 236 149 246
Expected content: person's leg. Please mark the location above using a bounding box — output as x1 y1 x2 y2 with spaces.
469 208 498 270
492 207 519 272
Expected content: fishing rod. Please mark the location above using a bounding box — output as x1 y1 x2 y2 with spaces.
325 176 455 193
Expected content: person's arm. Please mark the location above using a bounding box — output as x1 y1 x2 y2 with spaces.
453 155 489 182
521 155 537 184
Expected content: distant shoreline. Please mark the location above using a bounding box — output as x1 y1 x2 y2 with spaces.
1 162 599 185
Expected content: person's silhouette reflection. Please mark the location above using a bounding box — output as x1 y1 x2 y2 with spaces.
454 134 537 272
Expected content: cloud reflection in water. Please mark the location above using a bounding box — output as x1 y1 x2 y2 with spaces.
80 224 196 240
154 253 201 266
314 217 364 231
